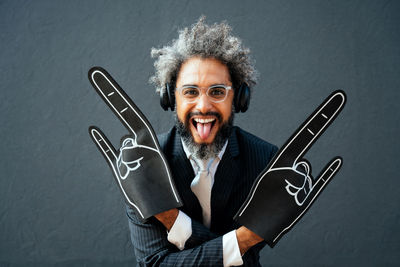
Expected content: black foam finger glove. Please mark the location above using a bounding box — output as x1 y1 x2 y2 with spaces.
88 67 182 222
234 90 346 247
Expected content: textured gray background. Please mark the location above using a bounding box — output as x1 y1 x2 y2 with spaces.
1 0 399 266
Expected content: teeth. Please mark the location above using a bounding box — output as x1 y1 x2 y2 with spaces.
194 118 215 124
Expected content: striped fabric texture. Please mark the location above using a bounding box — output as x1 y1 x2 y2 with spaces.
126 126 278 266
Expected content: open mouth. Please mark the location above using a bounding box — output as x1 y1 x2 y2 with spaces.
191 117 217 140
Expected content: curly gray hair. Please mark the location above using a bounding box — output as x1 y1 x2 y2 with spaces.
149 16 257 94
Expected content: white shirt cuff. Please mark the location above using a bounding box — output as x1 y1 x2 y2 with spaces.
222 230 243 266
167 210 192 250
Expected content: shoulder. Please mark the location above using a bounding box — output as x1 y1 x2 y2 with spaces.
233 126 278 160
157 127 176 155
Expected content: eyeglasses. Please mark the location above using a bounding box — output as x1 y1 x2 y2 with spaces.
176 84 232 103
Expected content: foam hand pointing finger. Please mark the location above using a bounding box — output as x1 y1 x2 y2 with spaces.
234 90 346 247
88 67 182 222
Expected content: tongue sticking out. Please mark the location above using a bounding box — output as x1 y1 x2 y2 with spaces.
197 122 212 140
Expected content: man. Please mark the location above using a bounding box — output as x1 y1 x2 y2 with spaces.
125 17 277 266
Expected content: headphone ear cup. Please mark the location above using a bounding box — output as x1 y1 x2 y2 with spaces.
239 84 250 112
167 83 175 111
160 83 175 111
160 84 170 111
234 83 251 113
234 84 243 113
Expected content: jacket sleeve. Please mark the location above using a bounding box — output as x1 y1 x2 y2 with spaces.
185 218 219 248
126 205 224 266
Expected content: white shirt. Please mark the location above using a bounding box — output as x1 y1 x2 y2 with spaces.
166 139 243 267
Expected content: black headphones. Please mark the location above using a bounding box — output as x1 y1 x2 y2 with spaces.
160 82 251 113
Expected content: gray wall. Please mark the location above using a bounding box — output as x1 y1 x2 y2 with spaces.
1 0 399 266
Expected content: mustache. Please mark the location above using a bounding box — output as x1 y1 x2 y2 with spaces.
186 111 222 123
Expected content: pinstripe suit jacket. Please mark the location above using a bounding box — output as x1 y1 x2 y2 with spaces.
126 126 278 266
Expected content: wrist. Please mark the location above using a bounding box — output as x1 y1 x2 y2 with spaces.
154 208 179 230
236 226 263 255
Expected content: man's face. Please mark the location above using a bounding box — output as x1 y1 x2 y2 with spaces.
175 57 234 145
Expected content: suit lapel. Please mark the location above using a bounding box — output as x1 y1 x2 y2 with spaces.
210 127 240 229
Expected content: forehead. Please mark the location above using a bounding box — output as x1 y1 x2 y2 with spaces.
176 57 231 86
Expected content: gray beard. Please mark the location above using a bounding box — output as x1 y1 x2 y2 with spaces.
175 111 234 160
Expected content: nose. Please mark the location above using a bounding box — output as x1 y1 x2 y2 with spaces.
195 93 213 113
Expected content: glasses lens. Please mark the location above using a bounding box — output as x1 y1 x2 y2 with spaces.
181 87 200 101
208 86 227 101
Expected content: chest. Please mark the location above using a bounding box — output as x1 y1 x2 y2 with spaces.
169 153 260 234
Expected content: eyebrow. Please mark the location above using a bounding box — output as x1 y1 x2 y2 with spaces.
180 83 227 87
